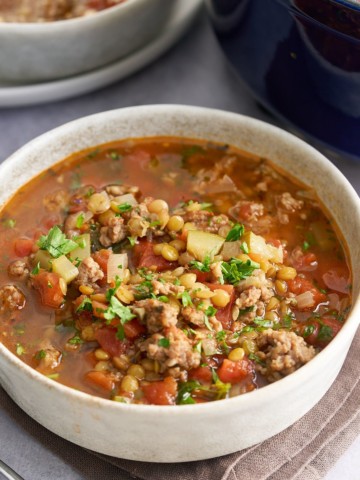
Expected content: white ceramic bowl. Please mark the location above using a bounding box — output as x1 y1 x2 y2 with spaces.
0 105 360 462
0 0 175 83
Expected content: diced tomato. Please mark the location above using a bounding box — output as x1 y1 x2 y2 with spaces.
291 249 318 272
85 371 115 392
193 269 212 283
217 358 253 384
301 315 343 348
32 271 65 308
92 249 111 274
267 238 282 248
188 365 212 383
95 327 129 357
142 376 177 405
134 241 177 272
287 276 326 306
204 283 235 329
123 318 146 340
13 237 34 257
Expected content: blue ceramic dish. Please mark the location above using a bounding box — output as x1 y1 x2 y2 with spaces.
207 0 360 161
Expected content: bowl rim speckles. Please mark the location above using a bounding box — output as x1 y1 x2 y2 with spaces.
1 105 360 462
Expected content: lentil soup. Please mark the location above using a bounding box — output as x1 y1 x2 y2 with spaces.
0 137 351 405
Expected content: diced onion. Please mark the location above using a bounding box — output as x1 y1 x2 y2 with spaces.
202 338 218 356
327 293 340 310
295 291 315 309
112 193 138 206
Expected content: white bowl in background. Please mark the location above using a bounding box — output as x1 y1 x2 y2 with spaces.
0 105 359 462
0 0 176 83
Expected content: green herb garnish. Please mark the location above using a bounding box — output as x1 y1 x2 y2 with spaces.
221 258 259 285
104 296 136 340
31 262 40 275
68 335 84 345
179 291 193 307
37 226 78 258
225 224 245 242
117 202 132 213
35 349 46 360
76 296 93 313
76 213 85 228
189 255 211 273
303 324 315 338
158 338 170 348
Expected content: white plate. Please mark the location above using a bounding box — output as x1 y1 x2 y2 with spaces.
0 0 203 108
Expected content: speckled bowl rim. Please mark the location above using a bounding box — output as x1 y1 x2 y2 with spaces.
0 104 360 418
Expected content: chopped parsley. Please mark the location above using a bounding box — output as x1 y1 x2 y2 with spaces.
106 276 122 301
194 341 202 354
215 330 227 342
189 255 211 273
76 296 93 313
68 334 84 345
35 349 46 360
37 225 78 258
253 318 273 329
178 290 193 307
248 352 265 366
117 202 132 213
221 258 260 285
134 280 154 300
200 202 213 211
157 295 169 303
76 213 85 228
176 380 200 405
104 296 135 323
2 218 16 228
240 242 249 254
128 236 136 247
302 240 310 252
303 324 315 337
158 338 170 348
317 324 334 342
205 305 217 317
225 223 245 242
31 261 40 275
204 315 213 331
109 151 121 160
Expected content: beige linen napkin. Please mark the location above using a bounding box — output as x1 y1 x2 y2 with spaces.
1 327 360 480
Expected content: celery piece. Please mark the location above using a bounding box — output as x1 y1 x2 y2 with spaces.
69 233 91 262
33 249 52 270
52 255 79 284
243 231 283 263
187 230 225 262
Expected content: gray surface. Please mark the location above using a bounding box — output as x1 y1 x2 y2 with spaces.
0 10 359 480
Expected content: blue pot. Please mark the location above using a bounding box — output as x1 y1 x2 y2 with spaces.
207 0 360 161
